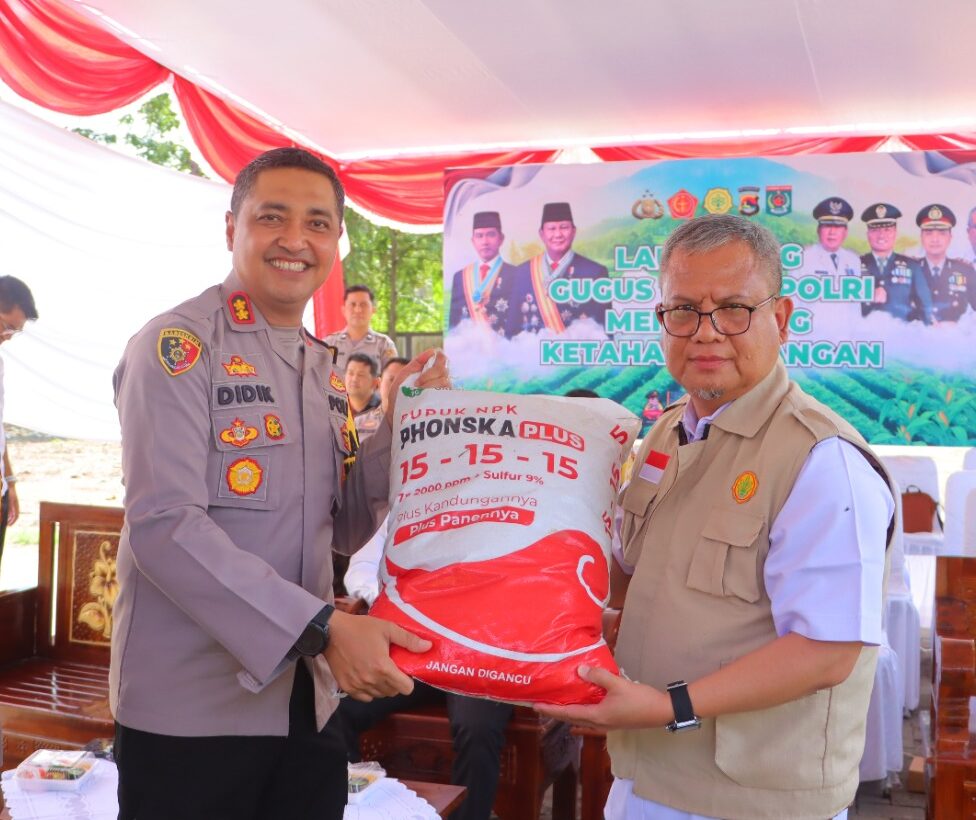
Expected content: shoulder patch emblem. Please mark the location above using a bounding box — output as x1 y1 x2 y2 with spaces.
227 291 255 325
226 456 263 495
732 471 759 504
330 372 345 392
222 355 257 377
158 328 203 377
219 417 259 448
264 413 285 440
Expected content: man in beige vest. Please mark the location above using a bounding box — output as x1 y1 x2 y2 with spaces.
538 214 894 820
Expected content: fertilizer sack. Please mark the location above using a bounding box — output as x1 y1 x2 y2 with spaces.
369 383 640 705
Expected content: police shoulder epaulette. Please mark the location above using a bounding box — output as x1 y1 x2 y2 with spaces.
305 332 339 363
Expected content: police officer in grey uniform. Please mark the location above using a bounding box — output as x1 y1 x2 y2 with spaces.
112 148 447 820
324 284 398 371
859 203 933 323
916 203 976 322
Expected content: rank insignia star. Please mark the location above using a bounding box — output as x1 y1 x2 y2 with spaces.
494 298 508 313
330 372 345 392
219 417 259 448
226 457 263 495
157 328 203 377
227 291 256 324
222 355 258 377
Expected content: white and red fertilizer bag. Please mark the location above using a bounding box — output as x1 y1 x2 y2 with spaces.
369 378 640 705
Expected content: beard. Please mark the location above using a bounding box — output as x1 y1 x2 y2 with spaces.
691 387 724 401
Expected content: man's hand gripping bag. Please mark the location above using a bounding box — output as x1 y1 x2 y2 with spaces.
369 384 640 705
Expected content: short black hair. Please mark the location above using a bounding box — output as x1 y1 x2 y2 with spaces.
344 284 374 303
565 388 599 398
230 147 345 221
381 356 409 375
0 276 38 320
346 352 379 378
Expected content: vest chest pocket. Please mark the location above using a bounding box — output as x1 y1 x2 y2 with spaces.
686 507 765 602
619 479 659 566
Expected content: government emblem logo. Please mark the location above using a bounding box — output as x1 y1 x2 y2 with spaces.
928 206 943 220
222 355 257 377
703 188 734 215
667 190 698 219
765 185 792 216
264 414 285 440
219 417 259 448
738 186 760 216
732 471 759 504
227 291 255 324
157 328 202 377
875 204 887 219
226 457 263 496
631 191 664 220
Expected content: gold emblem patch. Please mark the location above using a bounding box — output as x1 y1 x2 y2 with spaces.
330 372 345 392
264 414 285 440
219 417 259 448
227 291 255 324
732 471 759 504
157 328 203 377
226 457 263 495
222 355 257 377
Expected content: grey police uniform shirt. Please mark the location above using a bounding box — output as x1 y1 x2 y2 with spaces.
111 272 392 737
323 327 398 373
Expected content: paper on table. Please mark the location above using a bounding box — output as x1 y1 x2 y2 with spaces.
342 777 439 819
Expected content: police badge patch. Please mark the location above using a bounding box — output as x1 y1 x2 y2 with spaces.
158 328 203 377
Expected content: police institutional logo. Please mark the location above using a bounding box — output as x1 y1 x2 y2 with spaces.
157 328 203 377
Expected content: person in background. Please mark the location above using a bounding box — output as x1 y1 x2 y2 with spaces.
350 355 408 446
0 276 38 569
538 214 894 820
859 203 932 323
800 197 861 278
966 206 976 266
915 204 976 323
324 284 398 372
111 147 448 820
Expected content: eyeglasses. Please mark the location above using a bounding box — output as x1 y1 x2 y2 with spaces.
0 319 23 340
656 294 779 338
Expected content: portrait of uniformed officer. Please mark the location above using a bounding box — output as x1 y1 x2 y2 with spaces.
799 197 861 278
859 203 933 324
447 211 519 337
916 204 976 323
509 201 609 335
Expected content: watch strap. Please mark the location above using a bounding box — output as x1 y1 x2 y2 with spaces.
287 604 336 660
665 679 701 732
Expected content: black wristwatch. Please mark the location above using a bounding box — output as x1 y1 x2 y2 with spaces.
287 604 335 660
665 680 702 733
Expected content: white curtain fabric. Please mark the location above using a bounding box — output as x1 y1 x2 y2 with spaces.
0 99 233 440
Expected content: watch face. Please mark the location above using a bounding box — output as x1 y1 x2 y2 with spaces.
296 622 329 656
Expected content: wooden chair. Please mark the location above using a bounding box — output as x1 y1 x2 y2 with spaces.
0 502 122 769
360 704 578 819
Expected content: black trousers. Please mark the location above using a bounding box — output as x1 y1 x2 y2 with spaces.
115 662 347 820
333 681 513 820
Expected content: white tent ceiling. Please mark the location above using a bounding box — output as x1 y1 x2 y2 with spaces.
77 0 976 161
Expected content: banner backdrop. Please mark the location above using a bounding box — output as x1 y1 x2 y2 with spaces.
443 153 976 446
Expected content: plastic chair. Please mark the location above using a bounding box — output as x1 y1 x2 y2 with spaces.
963 448 976 472
944 471 976 552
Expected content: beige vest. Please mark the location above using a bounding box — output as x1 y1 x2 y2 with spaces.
609 361 893 820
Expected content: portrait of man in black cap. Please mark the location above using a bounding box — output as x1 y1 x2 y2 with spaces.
447 211 519 337
508 201 609 335
799 197 860 278
859 203 932 324
915 203 976 323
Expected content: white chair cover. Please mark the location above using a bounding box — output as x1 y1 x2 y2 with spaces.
944 470 976 552
883 514 921 711
859 637 904 782
963 448 976 472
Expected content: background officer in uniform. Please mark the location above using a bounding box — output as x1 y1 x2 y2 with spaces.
916 203 976 322
324 283 398 371
859 203 933 323
509 201 609 335
800 196 860 278
112 147 448 820
448 211 519 337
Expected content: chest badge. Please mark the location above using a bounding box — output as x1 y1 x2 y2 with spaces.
330 372 345 392
157 328 202 377
219 417 259 448
264 413 285 440
732 471 759 504
222 355 257 377
227 291 256 325
226 457 263 495
639 449 670 484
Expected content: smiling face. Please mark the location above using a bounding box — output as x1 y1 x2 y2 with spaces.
539 220 576 261
472 228 504 263
818 223 847 252
660 241 792 418
921 227 951 261
866 224 897 255
225 167 342 327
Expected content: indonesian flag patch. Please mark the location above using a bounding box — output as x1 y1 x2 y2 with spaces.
639 449 670 484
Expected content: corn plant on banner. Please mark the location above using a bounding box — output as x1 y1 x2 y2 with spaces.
369 383 640 705
443 152 976 445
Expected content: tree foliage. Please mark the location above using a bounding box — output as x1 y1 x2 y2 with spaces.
72 93 205 177
342 209 444 335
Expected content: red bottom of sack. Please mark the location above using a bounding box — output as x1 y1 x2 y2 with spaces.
369 529 617 705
